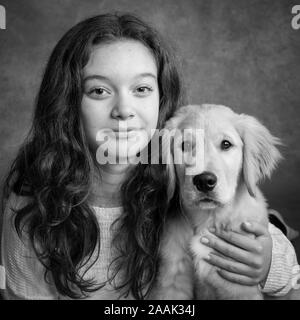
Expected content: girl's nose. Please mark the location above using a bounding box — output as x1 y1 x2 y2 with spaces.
111 97 135 120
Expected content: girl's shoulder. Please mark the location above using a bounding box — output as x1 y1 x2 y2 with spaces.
4 192 32 211
1 192 60 299
1 192 33 231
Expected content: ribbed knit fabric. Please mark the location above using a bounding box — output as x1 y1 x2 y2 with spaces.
260 223 298 296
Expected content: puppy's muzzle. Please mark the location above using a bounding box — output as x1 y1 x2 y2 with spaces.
193 172 217 192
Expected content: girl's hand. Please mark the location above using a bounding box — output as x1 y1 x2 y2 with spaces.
200 221 272 286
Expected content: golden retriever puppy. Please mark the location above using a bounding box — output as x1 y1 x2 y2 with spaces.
152 104 282 300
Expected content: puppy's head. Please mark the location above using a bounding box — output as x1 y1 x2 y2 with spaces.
163 104 282 210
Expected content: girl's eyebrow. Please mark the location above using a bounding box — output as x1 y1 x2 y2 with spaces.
83 75 111 83
83 72 157 83
133 72 157 80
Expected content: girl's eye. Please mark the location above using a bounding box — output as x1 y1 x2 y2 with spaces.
135 86 153 96
221 140 233 150
88 87 110 99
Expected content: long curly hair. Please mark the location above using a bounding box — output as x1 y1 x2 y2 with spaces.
2 13 186 299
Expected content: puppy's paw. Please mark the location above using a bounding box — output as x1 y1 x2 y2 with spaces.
189 234 211 259
189 234 214 278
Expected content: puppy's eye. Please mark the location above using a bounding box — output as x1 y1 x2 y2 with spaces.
221 140 232 150
182 141 193 152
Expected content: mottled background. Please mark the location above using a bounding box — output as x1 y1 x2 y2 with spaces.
0 0 300 257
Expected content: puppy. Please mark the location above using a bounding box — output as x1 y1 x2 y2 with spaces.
152 104 282 300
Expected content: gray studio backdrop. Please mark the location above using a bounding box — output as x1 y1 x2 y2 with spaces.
0 0 300 255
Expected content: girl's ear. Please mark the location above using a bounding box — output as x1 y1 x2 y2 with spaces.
236 114 282 197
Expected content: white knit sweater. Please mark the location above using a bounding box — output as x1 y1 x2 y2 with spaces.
0 193 298 299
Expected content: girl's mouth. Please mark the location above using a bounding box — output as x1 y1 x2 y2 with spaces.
200 197 214 202
112 130 139 139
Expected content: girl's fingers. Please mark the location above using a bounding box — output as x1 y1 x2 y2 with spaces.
204 253 257 278
242 221 268 237
200 235 257 266
211 228 263 253
217 269 259 286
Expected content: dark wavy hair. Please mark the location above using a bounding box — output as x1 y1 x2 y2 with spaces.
2 13 186 299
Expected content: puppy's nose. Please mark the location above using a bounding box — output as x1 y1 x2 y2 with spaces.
193 172 217 192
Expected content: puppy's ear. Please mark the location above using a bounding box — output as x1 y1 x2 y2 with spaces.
236 114 282 197
161 113 184 201
161 105 193 201
150 126 176 201
161 130 176 201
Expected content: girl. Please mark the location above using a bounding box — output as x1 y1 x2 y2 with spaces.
0 13 298 300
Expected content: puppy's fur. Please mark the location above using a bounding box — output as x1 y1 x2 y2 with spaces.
152 104 282 300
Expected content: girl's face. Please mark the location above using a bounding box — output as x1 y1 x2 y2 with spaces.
81 40 159 163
